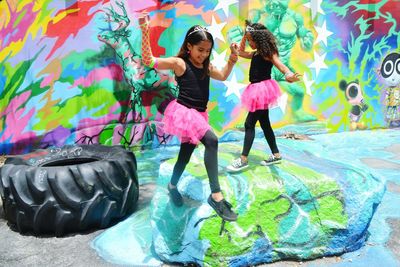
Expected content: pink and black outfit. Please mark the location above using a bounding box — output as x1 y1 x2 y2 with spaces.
241 53 281 156
163 58 220 193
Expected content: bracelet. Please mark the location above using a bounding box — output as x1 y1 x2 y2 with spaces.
139 19 149 26
139 21 149 28
149 58 158 68
228 58 237 65
228 59 237 65
228 55 238 64
284 71 294 77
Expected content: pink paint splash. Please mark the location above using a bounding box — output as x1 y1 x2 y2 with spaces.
76 113 122 131
0 2 38 47
0 91 36 144
0 91 31 117
40 73 56 88
72 64 124 88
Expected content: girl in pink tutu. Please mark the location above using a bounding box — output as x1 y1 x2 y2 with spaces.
139 15 238 221
227 21 301 172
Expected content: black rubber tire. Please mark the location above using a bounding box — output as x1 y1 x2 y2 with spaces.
0 144 139 236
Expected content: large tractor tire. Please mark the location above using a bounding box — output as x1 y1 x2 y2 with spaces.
0 144 139 236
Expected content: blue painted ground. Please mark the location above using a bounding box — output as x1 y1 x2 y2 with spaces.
92 127 400 266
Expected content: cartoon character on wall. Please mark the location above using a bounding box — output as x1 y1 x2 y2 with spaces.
379 52 400 127
339 80 368 131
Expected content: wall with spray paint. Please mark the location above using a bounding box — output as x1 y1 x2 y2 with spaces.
1 0 399 154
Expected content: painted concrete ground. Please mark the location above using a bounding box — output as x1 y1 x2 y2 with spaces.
0 127 399 266
92 127 398 266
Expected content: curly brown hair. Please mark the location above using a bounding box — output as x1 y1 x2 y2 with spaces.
246 20 279 59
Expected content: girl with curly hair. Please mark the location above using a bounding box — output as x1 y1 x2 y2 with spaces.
227 20 301 172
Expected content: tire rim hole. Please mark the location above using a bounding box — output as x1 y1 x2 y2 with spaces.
41 158 99 167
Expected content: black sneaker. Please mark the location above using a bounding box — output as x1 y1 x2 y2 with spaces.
168 185 183 207
260 155 282 166
207 195 238 221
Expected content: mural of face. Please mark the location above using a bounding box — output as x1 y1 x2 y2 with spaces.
263 0 289 17
380 52 400 87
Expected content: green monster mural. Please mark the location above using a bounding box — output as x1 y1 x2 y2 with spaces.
230 0 316 122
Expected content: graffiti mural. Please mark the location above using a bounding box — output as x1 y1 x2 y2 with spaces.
97 1 178 123
315 0 400 131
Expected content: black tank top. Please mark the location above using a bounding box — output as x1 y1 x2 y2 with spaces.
249 53 273 83
176 58 210 112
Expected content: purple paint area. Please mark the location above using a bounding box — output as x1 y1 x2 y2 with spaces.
41 126 71 148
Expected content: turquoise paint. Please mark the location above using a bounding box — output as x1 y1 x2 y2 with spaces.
226 174 249 215
91 208 162 266
51 82 82 104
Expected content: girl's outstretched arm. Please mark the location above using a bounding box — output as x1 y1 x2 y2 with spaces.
238 33 254 59
210 43 238 81
270 53 301 83
139 15 185 76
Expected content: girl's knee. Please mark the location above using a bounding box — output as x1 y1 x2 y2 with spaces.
203 131 218 147
208 135 218 148
244 121 256 130
176 156 191 166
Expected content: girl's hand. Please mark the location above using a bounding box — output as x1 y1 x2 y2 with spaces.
285 72 302 83
230 43 239 55
138 13 150 25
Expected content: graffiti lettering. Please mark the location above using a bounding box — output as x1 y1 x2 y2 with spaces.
27 146 83 166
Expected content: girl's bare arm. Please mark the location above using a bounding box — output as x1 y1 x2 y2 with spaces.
210 43 238 81
238 34 254 59
139 15 185 76
270 53 301 82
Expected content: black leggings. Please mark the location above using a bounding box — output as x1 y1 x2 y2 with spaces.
242 109 279 156
170 130 221 193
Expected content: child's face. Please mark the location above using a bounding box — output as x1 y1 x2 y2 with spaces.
246 33 257 50
187 40 212 67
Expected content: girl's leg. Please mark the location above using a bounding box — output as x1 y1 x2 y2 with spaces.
170 142 196 186
200 130 221 196
201 130 237 221
227 111 259 173
168 142 196 206
259 109 280 157
241 111 260 160
170 143 196 186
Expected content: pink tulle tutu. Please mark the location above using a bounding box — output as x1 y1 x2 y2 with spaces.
162 100 211 144
241 79 281 112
